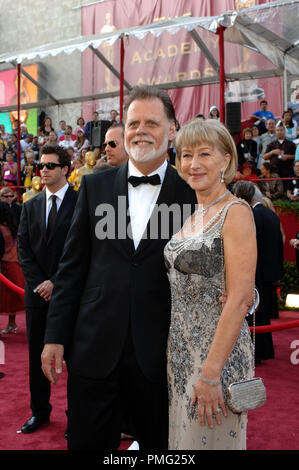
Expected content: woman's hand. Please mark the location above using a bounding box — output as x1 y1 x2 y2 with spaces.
191 376 227 429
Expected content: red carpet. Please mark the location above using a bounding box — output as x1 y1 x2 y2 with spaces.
247 310 299 450
0 311 298 451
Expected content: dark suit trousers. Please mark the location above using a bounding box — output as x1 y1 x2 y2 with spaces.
25 306 52 418
67 323 169 451
247 280 274 360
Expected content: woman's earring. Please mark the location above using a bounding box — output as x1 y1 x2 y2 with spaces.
220 170 225 183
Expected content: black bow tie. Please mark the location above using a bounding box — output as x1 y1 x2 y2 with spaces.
128 174 161 187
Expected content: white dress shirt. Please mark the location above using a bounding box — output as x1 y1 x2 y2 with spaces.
45 183 69 227
128 159 168 249
33 183 69 293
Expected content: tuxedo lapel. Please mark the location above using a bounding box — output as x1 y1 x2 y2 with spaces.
134 163 176 256
36 192 47 243
112 163 135 258
154 162 176 208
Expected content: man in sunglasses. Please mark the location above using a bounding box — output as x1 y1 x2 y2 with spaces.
103 123 128 167
0 187 22 226
17 145 78 435
41 86 197 451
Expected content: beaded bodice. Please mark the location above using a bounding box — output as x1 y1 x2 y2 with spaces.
164 200 254 400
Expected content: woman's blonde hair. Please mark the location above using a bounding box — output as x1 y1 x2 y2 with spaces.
175 118 238 185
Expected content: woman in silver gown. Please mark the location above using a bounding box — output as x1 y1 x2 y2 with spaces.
165 119 257 450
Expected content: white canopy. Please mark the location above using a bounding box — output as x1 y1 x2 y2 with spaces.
0 0 298 110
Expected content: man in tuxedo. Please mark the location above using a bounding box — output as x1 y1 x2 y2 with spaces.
251 186 283 360
41 86 196 451
103 123 128 167
17 145 77 434
0 187 22 226
232 181 283 361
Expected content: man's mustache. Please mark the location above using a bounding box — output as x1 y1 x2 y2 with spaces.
131 136 155 144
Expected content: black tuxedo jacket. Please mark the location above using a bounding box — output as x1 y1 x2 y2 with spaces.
252 203 283 284
17 186 78 309
10 202 22 225
44 162 197 382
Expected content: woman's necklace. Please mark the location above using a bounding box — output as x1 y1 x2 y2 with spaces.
191 190 230 229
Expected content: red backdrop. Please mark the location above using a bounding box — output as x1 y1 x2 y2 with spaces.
81 0 283 125
278 213 298 263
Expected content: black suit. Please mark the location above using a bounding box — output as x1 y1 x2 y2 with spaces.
249 203 283 360
44 162 196 450
237 138 258 167
10 202 22 226
18 186 77 418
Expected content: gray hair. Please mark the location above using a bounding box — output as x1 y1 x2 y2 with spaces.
25 150 35 159
232 180 254 204
253 185 264 203
232 180 263 205
124 85 176 123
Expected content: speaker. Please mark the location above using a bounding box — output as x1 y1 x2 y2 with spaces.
226 102 241 134
91 120 111 147
38 111 46 127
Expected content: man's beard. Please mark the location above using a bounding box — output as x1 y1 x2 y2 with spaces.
125 133 169 163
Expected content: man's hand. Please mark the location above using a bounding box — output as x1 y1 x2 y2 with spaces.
290 238 299 249
41 343 64 384
36 280 54 301
219 292 227 305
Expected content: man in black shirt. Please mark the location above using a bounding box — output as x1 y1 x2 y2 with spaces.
263 124 296 190
263 124 296 177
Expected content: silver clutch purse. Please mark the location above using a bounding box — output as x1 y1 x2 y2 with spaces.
227 377 266 414
219 242 267 415
226 288 266 414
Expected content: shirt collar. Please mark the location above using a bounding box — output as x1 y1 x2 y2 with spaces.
46 182 69 202
128 158 168 184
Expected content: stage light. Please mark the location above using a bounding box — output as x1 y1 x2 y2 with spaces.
285 294 299 309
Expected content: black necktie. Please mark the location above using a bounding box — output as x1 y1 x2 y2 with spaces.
46 195 57 239
128 174 161 187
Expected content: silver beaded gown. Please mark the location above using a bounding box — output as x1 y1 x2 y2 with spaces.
164 200 254 450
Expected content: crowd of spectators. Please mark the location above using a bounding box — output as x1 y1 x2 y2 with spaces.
0 110 120 194
194 100 299 202
0 100 298 203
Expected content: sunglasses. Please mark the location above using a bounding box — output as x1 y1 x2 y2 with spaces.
38 162 65 170
103 140 117 150
3 194 14 198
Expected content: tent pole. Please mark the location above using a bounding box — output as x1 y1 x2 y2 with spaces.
217 25 226 124
283 57 288 111
120 36 125 123
17 63 21 202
